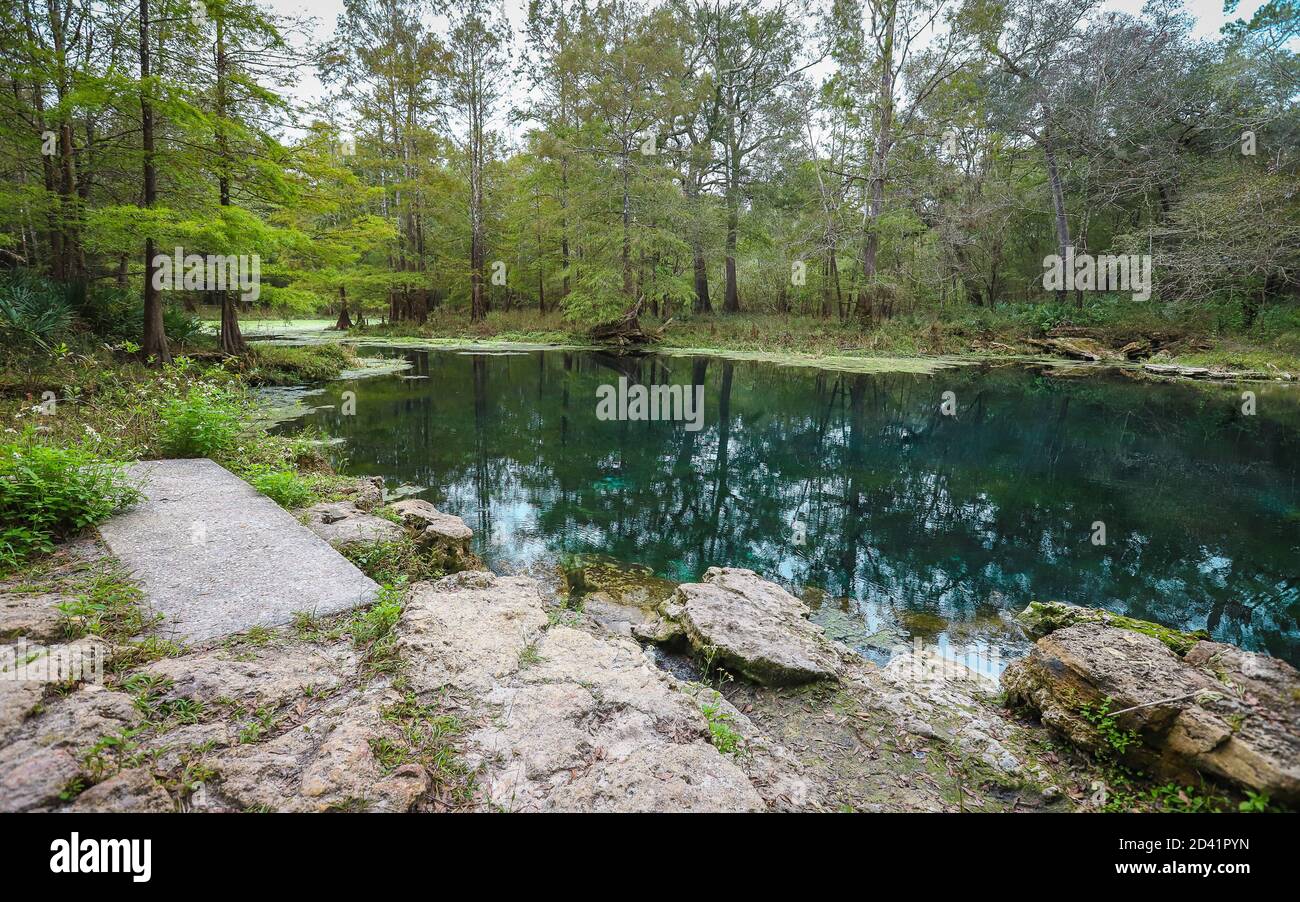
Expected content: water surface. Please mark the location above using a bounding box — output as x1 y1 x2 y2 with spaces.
273 347 1300 670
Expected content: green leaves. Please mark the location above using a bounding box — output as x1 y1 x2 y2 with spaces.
0 434 141 570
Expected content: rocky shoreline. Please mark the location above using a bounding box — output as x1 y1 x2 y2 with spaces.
1 490 1295 813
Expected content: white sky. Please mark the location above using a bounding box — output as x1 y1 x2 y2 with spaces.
264 0 1270 140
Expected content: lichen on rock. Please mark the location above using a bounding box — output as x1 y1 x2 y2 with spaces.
1014 600 1210 655
1002 621 1300 805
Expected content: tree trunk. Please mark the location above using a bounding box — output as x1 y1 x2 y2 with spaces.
722 152 740 312
859 0 896 324
468 60 487 323
1042 131 1074 306
621 146 633 298
219 290 247 355
693 244 711 313
214 15 246 355
140 0 170 364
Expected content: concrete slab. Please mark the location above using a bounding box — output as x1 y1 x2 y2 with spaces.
99 459 380 643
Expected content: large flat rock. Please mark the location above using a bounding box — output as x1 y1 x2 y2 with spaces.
99 459 379 643
662 567 844 685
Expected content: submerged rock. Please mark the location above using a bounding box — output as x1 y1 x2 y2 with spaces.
1014 600 1209 655
646 567 844 686
299 501 404 549
562 554 677 609
1002 622 1300 805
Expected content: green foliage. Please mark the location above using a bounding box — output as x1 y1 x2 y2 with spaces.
246 467 314 508
163 307 206 346
158 385 243 457
699 693 742 755
1080 697 1139 757
348 587 406 673
54 561 160 643
0 271 74 352
341 538 444 585
0 433 140 569
1239 791 1273 813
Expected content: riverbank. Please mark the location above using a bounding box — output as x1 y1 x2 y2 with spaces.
203 304 1300 380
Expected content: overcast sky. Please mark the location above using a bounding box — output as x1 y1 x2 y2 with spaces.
261 0 1269 140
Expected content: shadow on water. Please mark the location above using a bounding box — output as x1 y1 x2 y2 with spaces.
271 347 1300 668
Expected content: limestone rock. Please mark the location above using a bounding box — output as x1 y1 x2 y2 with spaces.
1002 623 1300 804
468 625 765 812
389 499 477 569
210 694 428 812
684 684 819 810
0 739 81 812
0 679 44 746
883 648 1023 777
142 642 356 710
663 567 843 685
26 682 138 755
300 501 404 549
400 571 769 812
338 476 385 511
1 635 110 683
398 571 549 695
0 592 67 641
581 591 652 637
68 767 173 813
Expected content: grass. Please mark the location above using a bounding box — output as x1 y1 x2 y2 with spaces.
225 343 359 385
347 587 406 675
340 536 446 585
517 642 543 669
378 691 475 808
9 551 160 645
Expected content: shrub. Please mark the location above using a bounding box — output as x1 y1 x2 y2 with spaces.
237 343 357 385
247 468 314 508
164 307 206 346
0 270 74 351
158 386 243 458
0 435 141 569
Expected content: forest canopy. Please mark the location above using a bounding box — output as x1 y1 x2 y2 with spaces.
0 0 1297 356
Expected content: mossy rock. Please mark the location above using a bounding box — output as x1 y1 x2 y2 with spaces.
1014 601 1210 656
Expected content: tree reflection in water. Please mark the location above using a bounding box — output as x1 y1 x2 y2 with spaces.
277 349 1300 667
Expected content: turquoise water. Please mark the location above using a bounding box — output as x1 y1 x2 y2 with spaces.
273 347 1300 669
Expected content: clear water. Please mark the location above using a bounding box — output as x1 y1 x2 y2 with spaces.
271 347 1300 670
